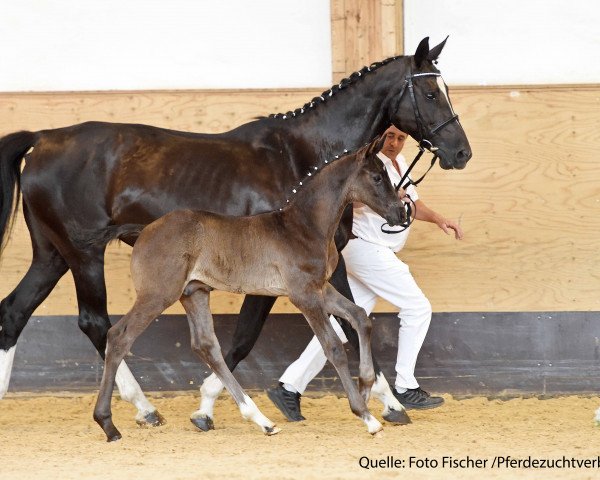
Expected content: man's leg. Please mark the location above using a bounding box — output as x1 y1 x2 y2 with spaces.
342 238 442 410
268 316 349 421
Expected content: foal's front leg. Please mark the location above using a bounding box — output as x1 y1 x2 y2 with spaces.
290 289 382 435
329 256 409 424
322 283 375 402
181 290 279 435
192 295 277 431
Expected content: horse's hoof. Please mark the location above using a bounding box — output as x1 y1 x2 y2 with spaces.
264 425 281 436
137 410 167 428
382 408 412 425
107 433 122 442
191 415 214 432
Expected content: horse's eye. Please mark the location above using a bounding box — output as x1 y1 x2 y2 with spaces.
373 174 382 184
426 92 436 100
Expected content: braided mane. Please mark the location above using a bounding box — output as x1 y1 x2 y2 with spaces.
269 56 404 120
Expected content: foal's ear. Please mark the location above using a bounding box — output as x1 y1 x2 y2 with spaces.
365 134 385 158
427 36 448 62
414 37 430 67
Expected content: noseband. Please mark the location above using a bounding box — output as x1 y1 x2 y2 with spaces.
381 69 459 235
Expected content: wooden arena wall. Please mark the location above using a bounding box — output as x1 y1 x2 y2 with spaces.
1 0 599 317
1 85 598 316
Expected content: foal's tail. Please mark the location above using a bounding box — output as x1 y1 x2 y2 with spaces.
73 223 146 250
0 131 37 253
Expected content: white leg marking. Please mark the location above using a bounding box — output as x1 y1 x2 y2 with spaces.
363 414 383 434
192 373 224 420
115 360 157 422
594 407 600 425
239 394 279 434
0 346 17 399
371 372 405 415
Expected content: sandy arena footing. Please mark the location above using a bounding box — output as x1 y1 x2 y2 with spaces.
1 392 600 479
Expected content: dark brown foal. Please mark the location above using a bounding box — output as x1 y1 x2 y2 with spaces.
93 136 406 441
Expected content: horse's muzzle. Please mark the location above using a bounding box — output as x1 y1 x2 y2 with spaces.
439 147 472 170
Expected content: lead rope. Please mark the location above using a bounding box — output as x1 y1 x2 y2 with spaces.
380 144 439 234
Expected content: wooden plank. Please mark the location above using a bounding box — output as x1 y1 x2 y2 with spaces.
330 0 346 78
331 0 401 82
1 85 599 315
395 0 404 55
380 0 399 58
344 0 383 71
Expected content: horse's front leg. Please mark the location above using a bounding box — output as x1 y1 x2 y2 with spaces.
329 255 410 425
290 289 382 435
192 295 276 432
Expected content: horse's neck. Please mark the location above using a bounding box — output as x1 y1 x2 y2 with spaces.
276 58 408 163
284 154 358 242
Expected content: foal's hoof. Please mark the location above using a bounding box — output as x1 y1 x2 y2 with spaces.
264 425 281 436
191 415 215 432
136 410 167 428
382 408 412 425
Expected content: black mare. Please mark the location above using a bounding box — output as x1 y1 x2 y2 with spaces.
0 37 471 427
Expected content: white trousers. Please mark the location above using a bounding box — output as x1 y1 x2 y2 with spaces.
280 237 432 394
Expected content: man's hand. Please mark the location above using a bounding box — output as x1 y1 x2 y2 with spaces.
435 217 463 240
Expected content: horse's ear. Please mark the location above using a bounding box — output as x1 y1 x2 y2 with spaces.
427 36 448 62
414 37 430 67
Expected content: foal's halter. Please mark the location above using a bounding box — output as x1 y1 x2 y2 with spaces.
380 69 460 235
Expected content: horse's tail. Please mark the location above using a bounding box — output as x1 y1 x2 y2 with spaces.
0 131 37 253
72 224 146 250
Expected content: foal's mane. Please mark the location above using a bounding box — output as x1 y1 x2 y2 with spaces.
266 56 405 120
278 141 371 210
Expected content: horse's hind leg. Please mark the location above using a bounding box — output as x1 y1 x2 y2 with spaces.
94 296 167 441
181 290 279 435
329 254 408 424
193 295 276 430
67 245 163 427
0 207 69 398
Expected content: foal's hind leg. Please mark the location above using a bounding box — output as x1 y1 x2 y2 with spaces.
94 296 168 441
194 295 276 430
290 289 382 435
66 245 163 427
329 255 409 425
181 290 279 435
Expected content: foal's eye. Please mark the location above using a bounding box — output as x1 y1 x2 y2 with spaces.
425 92 436 100
373 174 383 184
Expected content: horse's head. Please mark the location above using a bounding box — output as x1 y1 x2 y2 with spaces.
390 37 472 170
349 136 406 227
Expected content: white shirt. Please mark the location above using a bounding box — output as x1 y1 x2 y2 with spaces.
351 152 418 252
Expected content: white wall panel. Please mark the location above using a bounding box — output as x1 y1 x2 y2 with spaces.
0 0 332 91
404 0 600 85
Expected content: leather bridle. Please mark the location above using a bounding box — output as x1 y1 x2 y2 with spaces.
381 69 460 234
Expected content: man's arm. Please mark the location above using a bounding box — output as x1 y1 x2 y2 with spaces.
411 199 464 240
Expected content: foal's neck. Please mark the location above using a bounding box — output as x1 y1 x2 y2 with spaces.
283 154 359 242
